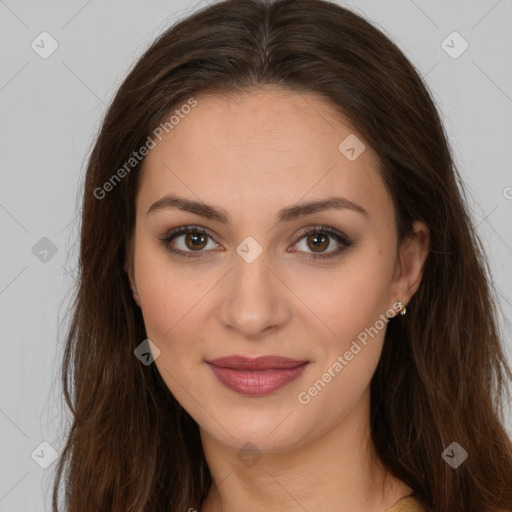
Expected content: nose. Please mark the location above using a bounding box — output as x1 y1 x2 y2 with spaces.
218 250 292 340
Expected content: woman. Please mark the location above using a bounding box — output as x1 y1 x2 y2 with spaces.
52 0 512 511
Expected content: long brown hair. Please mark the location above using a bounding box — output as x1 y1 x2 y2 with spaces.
52 0 512 510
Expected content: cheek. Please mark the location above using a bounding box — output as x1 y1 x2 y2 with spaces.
132 232 218 397
299 243 394 405
311 245 395 344
135 253 209 399
134 239 189 347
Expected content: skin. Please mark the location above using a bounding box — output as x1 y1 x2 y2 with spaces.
125 86 430 512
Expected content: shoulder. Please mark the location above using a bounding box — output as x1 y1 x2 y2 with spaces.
385 495 426 512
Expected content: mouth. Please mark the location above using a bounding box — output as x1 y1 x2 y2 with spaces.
205 355 310 396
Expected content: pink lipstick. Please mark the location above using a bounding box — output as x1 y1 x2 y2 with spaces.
205 355 309 396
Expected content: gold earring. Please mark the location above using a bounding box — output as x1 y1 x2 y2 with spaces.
397 300 407 316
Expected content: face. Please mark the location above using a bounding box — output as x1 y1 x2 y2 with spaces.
127 87 428 453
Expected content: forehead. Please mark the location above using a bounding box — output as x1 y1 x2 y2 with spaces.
137 87 393 223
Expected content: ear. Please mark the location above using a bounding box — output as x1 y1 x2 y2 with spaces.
390 220 430 313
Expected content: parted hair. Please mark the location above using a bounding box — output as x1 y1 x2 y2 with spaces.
52 1 512 511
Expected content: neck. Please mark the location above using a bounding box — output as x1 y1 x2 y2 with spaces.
199 388 411 512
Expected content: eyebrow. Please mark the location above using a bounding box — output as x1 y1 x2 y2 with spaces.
147 193 368 223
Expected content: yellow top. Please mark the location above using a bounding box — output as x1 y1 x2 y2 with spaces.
385 495 425 512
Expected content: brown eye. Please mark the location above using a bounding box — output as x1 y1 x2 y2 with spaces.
184 231 208 251
292 225 353 261
159 225 218 258
306 232 330 252
159 224 352 261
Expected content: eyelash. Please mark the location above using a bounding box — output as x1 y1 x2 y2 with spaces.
158 225 353 262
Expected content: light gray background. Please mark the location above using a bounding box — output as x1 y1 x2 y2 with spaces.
1 0 511 510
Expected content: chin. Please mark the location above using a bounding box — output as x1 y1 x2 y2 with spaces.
198 409 311 454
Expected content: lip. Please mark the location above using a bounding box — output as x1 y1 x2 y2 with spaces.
207 355 309 370
205 355 310 396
